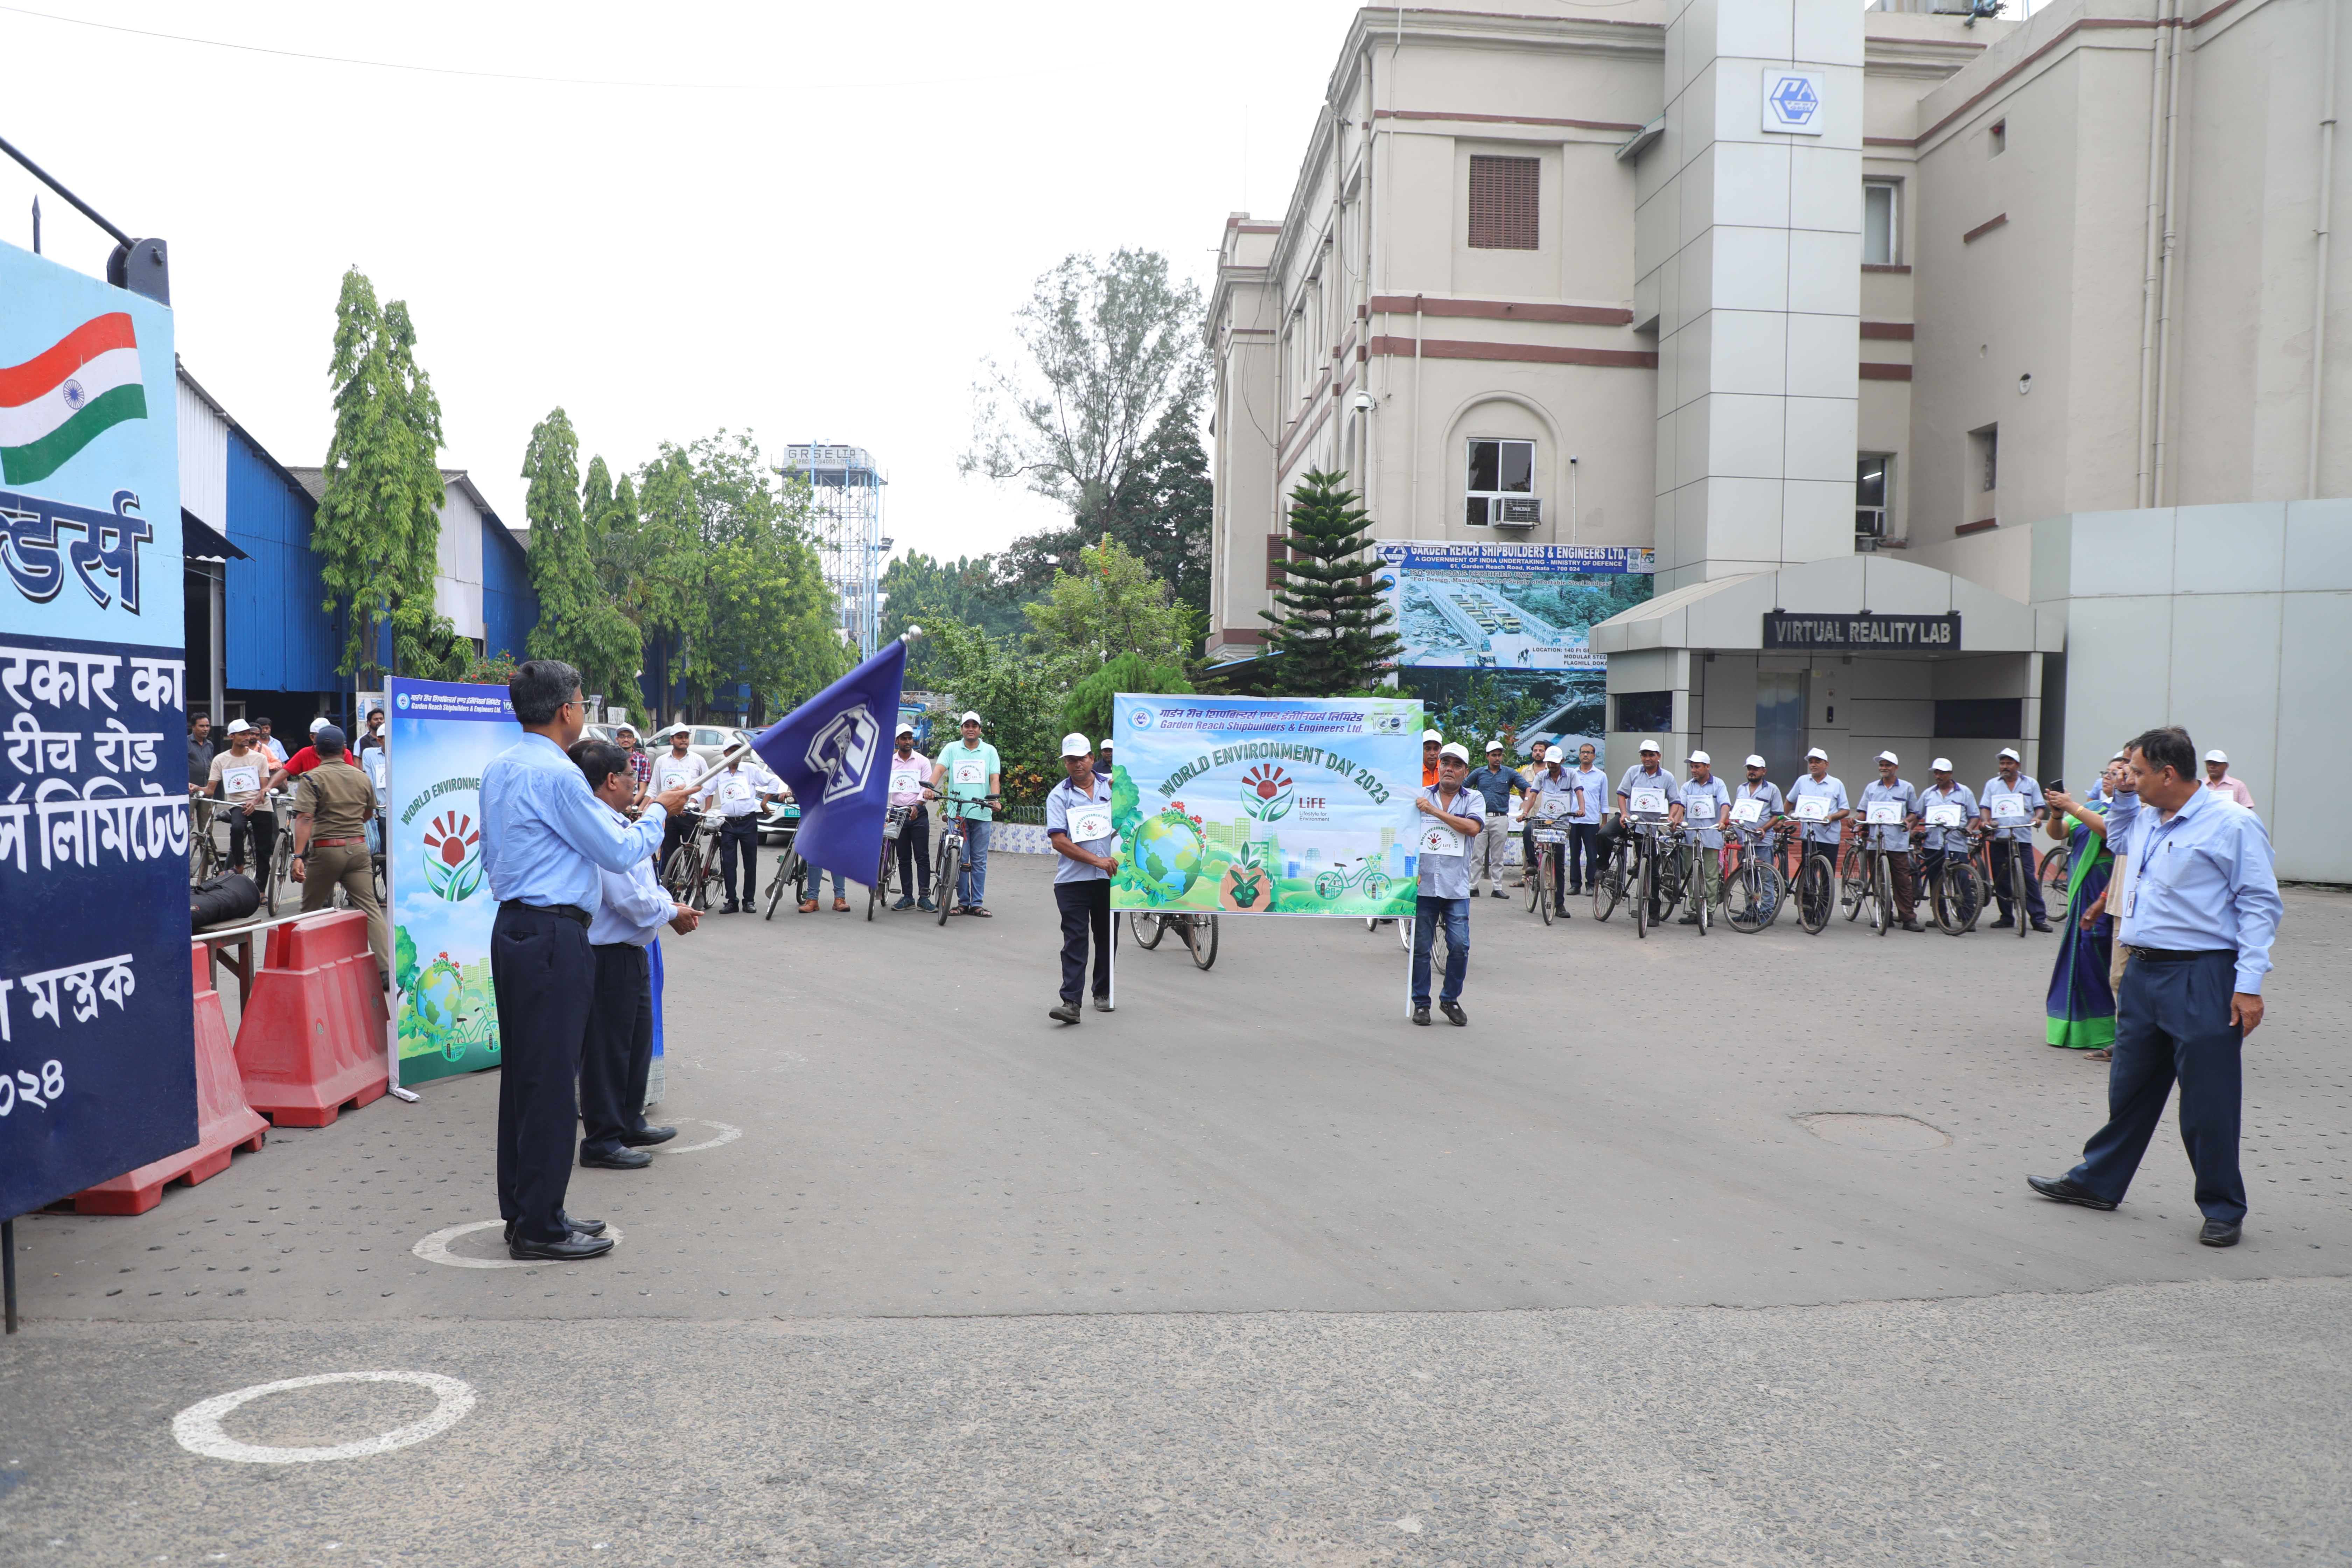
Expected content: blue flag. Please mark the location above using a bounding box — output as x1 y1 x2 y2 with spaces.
749 637 909 886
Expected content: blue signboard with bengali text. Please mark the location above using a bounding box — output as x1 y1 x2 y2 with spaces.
0 238 192 1217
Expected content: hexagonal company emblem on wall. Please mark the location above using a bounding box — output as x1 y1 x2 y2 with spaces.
1763 68 1824 135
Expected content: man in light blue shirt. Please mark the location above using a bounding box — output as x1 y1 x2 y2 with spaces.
1677 751 1732 926
573 737 696 1172
1857 750 1924 931
1785 747 1849 870
1045 733 1120 1024
1979 747 2051 931
1566 741 1608 896
2030 726 2282 1248
480 659 692 1262
1412 743 1485 1028
1915 758 1978 901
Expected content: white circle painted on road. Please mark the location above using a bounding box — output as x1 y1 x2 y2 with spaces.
172 1371 476 1464
652 1118 743 1154
411 1219 626 1270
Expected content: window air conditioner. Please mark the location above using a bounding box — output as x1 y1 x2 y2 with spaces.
1494 498 1543 527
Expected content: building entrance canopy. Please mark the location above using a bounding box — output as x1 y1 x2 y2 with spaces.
1589 555 2062 660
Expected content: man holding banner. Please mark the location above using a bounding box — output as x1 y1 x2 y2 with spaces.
481 660 692 1262
1413 742 1485 1028
1045 733 1119 1024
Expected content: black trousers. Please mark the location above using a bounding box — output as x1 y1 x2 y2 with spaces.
718 817 760 905
2067 949 2247 1221
895 803 932 896
1054 879 1112 1004
1988 838 2047 922
490 903 595 1245
659 811 696 880
228 805 276 884
579 942 653 1158
1566 821 1598 892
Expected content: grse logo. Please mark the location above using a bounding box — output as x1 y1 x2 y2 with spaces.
1765 70 1822 131
805 706 881 803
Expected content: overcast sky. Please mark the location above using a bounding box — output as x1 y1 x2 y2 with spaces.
0 0 1368 565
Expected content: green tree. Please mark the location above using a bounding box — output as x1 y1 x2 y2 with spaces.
1259 470 1403 695
1063 650 1191 743
1024 539 1188 671
878 552 1027 684
924 619 1082 807
522 409 639 704
961 249 1206 523
313 268 459 683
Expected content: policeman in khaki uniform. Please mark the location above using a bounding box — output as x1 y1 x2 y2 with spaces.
288 726 388 976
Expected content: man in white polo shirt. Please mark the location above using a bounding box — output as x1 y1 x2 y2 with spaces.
1785 747 1850 872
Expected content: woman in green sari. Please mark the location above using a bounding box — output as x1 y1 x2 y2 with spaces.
2042 767 2120 1058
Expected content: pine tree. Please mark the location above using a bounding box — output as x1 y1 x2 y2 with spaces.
314 270 456 683
1258 470 1402 695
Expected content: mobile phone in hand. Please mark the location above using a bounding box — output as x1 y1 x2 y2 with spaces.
2043 779 2063 794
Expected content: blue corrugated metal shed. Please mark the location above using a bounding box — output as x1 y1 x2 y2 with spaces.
223 427 342 694
481 514 536 659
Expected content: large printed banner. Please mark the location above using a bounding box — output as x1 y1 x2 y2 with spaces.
0 239 192 1217
387 678 520 1084
1109 694 1422 919
1373 541 1654 670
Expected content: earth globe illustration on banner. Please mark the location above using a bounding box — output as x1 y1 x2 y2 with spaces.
1134 812 1206 902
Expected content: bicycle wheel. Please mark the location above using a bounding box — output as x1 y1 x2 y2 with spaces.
1187 914 1219 971
2041 842 2071 892
1841 848 1866 922
1131 910 1167 948
1592 845 1620 922
2009 848 2030 937
868 842 891 920
1633 847 1651 938
1694 856 1711 934
1873 851 1893 935
763 855 790 920
1797 853 1834 934
935 841 959 925
1932 861 1973 934
1536 849 1554 927
1725 860 1769 933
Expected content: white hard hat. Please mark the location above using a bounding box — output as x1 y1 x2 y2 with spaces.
2204 749 2228 764
1877 750 1899 764
1687 750 1710 765
1931 756 1954 772
1638 737 1661 753
1438 742 1470 763
310 717 331 733
1805 747 1829 762
894 722 914 737
959 710 983 726
1422 729 1443 744
1743 753 1766 768
1060 733 1092 757
1998 747 2022 761
225 719 253 735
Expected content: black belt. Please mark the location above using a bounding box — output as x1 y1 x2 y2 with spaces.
2127 946 2234 963
500 899 591 928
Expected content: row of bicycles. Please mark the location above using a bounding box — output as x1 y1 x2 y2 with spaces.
657 798 1006 931
189 792 387 916
1526 816 2065 938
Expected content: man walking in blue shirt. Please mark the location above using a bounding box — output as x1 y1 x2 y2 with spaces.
2028 726 2282 1248
481 660 692 1261
1045 733 1119 1024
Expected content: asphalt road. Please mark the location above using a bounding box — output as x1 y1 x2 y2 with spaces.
3 855 2345 1564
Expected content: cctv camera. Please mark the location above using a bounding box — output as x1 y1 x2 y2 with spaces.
1351 391 1375 412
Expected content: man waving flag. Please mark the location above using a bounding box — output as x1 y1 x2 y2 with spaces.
747 632 911 886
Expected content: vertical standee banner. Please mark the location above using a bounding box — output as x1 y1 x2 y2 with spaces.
0 239 193 1216
1109 694 1423 918
386 678 521 1084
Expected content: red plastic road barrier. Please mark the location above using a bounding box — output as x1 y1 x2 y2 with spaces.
74 945 269 1214
233 910 389 1127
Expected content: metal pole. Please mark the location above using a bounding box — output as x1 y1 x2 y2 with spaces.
4 1216 18 1334
0 133 134 247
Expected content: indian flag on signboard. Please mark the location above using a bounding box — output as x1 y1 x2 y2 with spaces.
0 312 148 485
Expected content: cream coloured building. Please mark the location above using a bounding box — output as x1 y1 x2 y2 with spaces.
1207 0 2350 879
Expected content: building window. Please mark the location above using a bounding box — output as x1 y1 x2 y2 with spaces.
1974 425 1999 491
1615 691 1674 734
1862 181 1899 266
1855 454 1891 541
1934 699 2022 740
1468 155 1540 250
1989 119 2006 157
1464 438 1535 526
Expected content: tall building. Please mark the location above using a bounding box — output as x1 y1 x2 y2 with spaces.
1208 0 2349 878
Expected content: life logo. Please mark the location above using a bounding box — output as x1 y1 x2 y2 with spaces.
804 704 880 803
1240 763 1296 822
1764 69 1823 133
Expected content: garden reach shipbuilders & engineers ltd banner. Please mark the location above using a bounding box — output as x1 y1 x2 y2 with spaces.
1110 695 1423 919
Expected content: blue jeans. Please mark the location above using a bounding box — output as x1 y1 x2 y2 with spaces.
2066 949 2246 1221
1410 895 1469 1006
955 818 991 905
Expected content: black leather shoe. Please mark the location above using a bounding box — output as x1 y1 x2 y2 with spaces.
508 1231 615 1261
2027 1174 2118 1211
721 901 742 914
581 1146 653 1170
2199 1218 2243 1247
1411 1006 1430 1027
1901 918 1924 932
620 1125 676 1147
1678 912 1700 925
1440 1000 1468 1027
1049 1001 1080 1024
1990 915 2016 929
505 1214 605 1244
2031 920 2055 933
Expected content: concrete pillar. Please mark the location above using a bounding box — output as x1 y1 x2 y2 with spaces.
1637 0 1862 593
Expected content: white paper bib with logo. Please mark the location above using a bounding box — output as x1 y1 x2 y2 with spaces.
1685 796 1718 826
1068 804 1113 844
952 758 986 787
721 777 752 805
1629 786 1668 818
1794 795 1832 822
223 765 260 798
1926 803 1964 829
1418 820 1464 858
1866 800 1904 826
1730 797 1766 826
1990 793 2029 825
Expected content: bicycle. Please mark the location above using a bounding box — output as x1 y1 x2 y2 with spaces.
188 795 229 887
663 811 724 912
1664 825 1709 935
1590 820 1632 923
1627 813 1678 938
1524 821 1567 927
1840 843 1898 935
1923 814 1984 935
761 828 805 920
1794 838 1840 935
1128 908 1219 970
1722 826 1790 934
867 804 910 920
1316 858 1394 906
932 794 999 925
